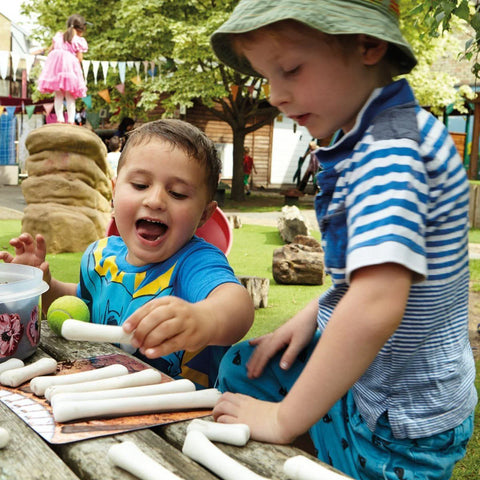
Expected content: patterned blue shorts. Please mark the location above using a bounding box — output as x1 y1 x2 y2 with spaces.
217 334 473 480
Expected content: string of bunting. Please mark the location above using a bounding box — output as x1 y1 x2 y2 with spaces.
0 52 162 117
0 51 160 83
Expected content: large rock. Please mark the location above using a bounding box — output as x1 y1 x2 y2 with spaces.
22 203 110 253
22 175 112 212
277 205 310 243
22 124 112 254
26 150 112 200
272 243 324 285
25 123 109 174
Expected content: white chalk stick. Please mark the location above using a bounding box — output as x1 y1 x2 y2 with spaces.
61 319 133 344
182 430 268 480
30 363 129 397
50 378 196 407
0 358 57 387
0 358 24 374
0 427 9 449
108 441 185 480
45 368 159 402
283 455 351 480
187 419 250 446
52 388 221 423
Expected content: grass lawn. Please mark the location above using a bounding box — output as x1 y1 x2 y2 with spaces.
0 217 478 477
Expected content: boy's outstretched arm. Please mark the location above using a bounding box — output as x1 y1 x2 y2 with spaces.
213 262 412 444
0 233 77 313
123 282 254 358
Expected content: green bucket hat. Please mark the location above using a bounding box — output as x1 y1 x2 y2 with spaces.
211 0 416 77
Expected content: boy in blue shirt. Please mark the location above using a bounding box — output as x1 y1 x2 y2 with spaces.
210 1 477 478
1 119 254 387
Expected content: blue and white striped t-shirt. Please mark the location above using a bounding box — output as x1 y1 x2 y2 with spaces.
314 79 477 439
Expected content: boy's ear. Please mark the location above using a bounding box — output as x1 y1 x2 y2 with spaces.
358 34 388 66
198 201 217 228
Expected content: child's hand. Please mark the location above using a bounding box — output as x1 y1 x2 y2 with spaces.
213 392 294 444
246 304 318 379
122 296 215 358
0 233 51 283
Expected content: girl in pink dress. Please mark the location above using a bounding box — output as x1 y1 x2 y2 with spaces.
38 14 88 124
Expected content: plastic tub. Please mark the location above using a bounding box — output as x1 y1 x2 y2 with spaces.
0 264 49 362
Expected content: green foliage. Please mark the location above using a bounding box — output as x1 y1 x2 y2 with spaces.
22 0 277 200
400 0 475 114
402 0 480 85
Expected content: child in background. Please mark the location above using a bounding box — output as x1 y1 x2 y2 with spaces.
243 147 256 195
210 1 477 478
37 14 88 124
0 119 254 388
106 135 122 178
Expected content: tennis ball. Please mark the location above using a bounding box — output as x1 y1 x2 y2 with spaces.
47 296 90 336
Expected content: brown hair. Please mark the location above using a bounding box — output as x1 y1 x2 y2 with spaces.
118 119 221 201
64 14 86 43
108 136 121 152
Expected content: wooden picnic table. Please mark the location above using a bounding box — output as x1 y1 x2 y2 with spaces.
0 320 350 479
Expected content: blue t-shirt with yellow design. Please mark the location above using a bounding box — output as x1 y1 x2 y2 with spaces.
77 235 239 387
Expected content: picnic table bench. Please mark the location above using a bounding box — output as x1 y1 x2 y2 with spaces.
0 320 351 479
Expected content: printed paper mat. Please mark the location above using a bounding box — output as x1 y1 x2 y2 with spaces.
0 353 210 444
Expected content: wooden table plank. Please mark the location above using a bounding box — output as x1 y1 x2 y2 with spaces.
160 417 352 480
0 400 80 480
54 429 217 480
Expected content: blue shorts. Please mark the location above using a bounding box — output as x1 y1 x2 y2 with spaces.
217 334 474 480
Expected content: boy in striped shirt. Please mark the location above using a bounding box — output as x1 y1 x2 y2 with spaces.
210 1 477 479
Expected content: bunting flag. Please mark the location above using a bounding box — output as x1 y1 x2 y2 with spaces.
0 51 9 79
24 54 35 80
118 61 126 83
11 53 20 81
25 105 35 119
101 61 109 82
115 83 125 95
82 95 92 109
92 60 100 84
143 60 149 81
262 83 270 97
98 88 111 104
5 106 16 117
82 59 91 80
43 103 54 115
131 75 142 85
134 61 141 76
109 61 117 70
127 61 134 70
230 85 239 101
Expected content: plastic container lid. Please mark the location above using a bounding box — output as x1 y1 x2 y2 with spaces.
0 263 49 303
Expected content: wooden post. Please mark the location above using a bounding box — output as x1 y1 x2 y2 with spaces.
469 96 480 180
237 276 269 309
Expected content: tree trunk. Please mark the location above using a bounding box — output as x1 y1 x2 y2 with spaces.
230 129 247 201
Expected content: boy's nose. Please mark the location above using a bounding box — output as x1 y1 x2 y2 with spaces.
144 187 167 209
267 82 288 109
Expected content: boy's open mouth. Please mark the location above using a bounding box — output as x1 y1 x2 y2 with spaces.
136 219 168 241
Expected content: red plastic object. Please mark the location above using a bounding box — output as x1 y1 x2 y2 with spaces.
105 207 233 256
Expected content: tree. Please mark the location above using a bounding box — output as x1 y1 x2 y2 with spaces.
23 0 475 198
23 0 277 200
